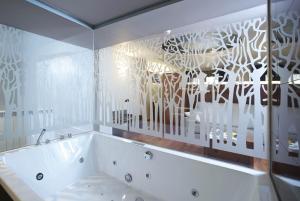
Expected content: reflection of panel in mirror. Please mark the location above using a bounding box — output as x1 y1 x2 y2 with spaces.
0 86 4 135
271 0 300 200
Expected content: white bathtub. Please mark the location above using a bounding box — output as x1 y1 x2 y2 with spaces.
0 131 278 201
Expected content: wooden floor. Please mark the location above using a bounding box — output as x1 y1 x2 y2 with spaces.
0 184 13 201
272 162 300 180
113 128 269 171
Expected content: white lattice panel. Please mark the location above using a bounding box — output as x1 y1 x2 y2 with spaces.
96 15 271 159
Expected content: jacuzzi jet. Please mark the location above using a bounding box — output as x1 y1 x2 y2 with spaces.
135 197 144 201
79 157 84 163
144 151 153 160
36 172 44 181
191 189 199 198
125 173 132 183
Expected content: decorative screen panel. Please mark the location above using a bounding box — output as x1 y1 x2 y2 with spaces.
0 24 93 151
0 25 23 150
96 13 269 159
95 47 130 130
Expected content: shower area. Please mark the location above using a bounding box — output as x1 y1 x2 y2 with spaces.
0 0 299 200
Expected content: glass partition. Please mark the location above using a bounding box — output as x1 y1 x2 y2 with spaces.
4 1 300 181
95 3 269 169
0 24 93 151
271 0 300 200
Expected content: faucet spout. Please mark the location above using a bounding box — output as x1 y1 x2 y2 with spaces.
36 128 46 145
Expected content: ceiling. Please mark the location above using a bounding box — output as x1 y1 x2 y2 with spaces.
38 0 175 28
0 0 271 49
93 0 268 49
0 0 93 48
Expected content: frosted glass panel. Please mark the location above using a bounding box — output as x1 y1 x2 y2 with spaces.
270 1 300 199
95 47 129 130
95 5 268 159
271 9 300 167
0 24 93 151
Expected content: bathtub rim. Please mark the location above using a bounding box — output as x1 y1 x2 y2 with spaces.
0 130 266 175
0 130 92 156
0 161 43 201
0 131 265 176
95 131 266 176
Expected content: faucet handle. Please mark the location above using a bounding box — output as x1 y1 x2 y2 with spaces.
67 133 72 138
35 128 47 145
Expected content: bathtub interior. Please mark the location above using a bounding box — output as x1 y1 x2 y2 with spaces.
0 132 277 201
1 134 97 199
0 132 162 201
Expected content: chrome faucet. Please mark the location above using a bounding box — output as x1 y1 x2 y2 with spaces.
36 129 46 145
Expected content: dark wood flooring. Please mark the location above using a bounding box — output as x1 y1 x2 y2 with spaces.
0 184 13 201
